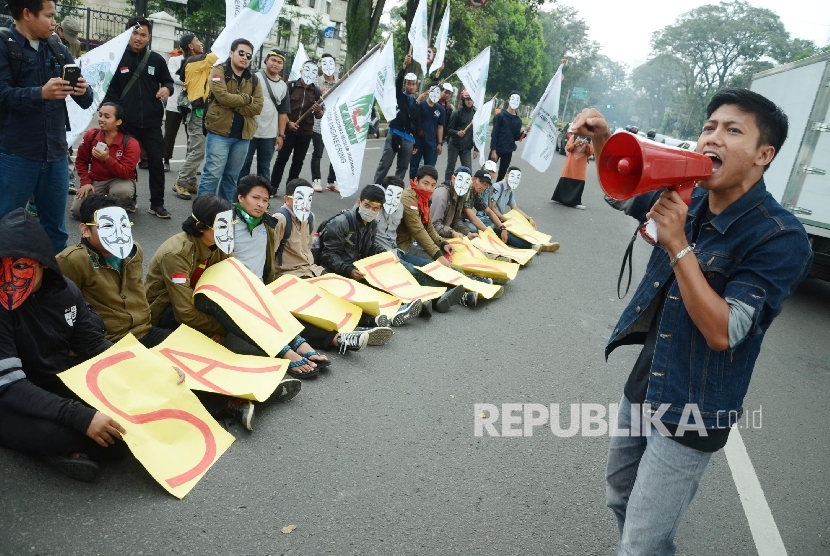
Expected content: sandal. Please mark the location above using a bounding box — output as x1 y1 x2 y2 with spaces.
299 349 331 369
286 357 319 379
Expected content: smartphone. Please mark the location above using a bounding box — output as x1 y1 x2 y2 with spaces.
94 141 107 152
62 64 80 89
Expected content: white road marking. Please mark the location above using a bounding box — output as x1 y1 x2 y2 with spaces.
724 428 788 555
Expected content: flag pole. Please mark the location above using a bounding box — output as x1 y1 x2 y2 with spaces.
462 92 498 133
293 42 384 125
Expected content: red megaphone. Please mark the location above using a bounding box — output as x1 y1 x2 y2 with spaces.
598 132 713 244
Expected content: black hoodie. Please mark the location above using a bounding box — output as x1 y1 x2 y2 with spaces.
0 209 111 435
103 45 175 129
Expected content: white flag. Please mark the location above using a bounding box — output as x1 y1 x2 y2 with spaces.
321 52 381 198
521 64 564 173
212 0 286 64
456 47 490 109
428 3 450 74
226 0 250 27
408 0 429 76
65 28 133 146
288 42 309 82
472 97 495 166
375 36 398 121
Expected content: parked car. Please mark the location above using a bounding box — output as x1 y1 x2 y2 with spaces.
555 126 571 154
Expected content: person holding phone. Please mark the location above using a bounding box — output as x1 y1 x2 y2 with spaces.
69 102 140 220
0 0 93 255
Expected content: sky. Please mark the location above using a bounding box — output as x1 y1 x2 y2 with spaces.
554 0 830 70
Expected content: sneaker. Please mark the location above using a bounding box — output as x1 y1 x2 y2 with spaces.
538 241 561 253
187 183 198 194
574 204 586 210
468 275 493 285
68 185 78 195
531 244 542 252
312 179 323 192
373 314 391 328
44 453 100 482
173 182 192 200
434 285 465 313
163 160 171 172
391 300 421 327
420 297 433 318
326 181 339 193
361 326 394 346
225 398 254 431
337 331 368 354
125 199 137 213
459 291 478 308
263 377 302 404
148 205 171 219
25 201 37 218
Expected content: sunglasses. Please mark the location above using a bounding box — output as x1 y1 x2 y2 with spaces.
236 50 253 60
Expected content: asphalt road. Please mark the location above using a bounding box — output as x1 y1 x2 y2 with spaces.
1 130 828 555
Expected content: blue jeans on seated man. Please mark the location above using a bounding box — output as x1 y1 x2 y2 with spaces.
462 213 534 249
239 136 276 182
197 133 250 203
409 143 438 178
396 249 444 288
606 395 712 556
0 148 69 254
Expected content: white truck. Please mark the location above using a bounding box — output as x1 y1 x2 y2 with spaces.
751 52 830 281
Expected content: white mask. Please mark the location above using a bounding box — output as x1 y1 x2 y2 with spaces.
93 207 133 259
213 210 234 254
383 185 403 215
507 170 522 190
301 62 318 84
428 86 441 104
320 57 336 77
508 94 521 110
453 172 472 196
292 186 314 223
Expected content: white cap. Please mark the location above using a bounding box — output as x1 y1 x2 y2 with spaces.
404 73 417 81
442 83 453 92
484 160 498 172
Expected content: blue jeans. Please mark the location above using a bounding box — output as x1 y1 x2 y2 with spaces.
397 249 444 288
409 143 437 178
606 395 712 555
239 136 275 182
197 133 250 203
0 148 69 254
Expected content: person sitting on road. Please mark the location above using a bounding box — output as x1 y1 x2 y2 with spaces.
430 166 479 240
70 103 140 220
395 165 474 312
0 208 132 482
317 184 422 325
490 166 559 252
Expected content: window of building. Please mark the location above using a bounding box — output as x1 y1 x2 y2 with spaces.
309 0 315 8
326 1 331 15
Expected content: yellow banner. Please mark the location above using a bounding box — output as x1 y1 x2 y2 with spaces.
152 325 289 402
268 275 361 332
500 211 553 244
415 261 504 299
193 258 303 357
307 274 401 318
471 228 537 265
354 252 446 303
59 335 235 499
447 237 520 281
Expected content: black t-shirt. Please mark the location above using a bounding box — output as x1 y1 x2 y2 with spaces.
229 74 245 139
624 206 731 452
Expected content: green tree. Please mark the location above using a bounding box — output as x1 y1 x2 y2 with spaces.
630 55 684 132
488 0 547 100
344 0 388 67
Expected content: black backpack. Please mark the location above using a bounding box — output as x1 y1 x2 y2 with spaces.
0 27 71 129
274 207 314 267
310 209 354 265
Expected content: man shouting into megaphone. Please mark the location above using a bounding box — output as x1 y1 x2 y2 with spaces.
571 89 813 554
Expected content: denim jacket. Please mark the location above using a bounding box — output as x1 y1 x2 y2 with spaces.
606 179 813 428
0 25 92 161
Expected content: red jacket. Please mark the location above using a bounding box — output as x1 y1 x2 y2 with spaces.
75 128 140 185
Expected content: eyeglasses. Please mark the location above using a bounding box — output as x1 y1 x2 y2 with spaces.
237 50 253 60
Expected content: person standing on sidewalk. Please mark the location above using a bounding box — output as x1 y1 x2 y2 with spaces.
162 46 185 173
310 53 338 193
196 39 263 203
238 48 289 182
443 89 478 184
103 17 175 218
372 54 419 184
270 59 323 193
172 34 213 201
